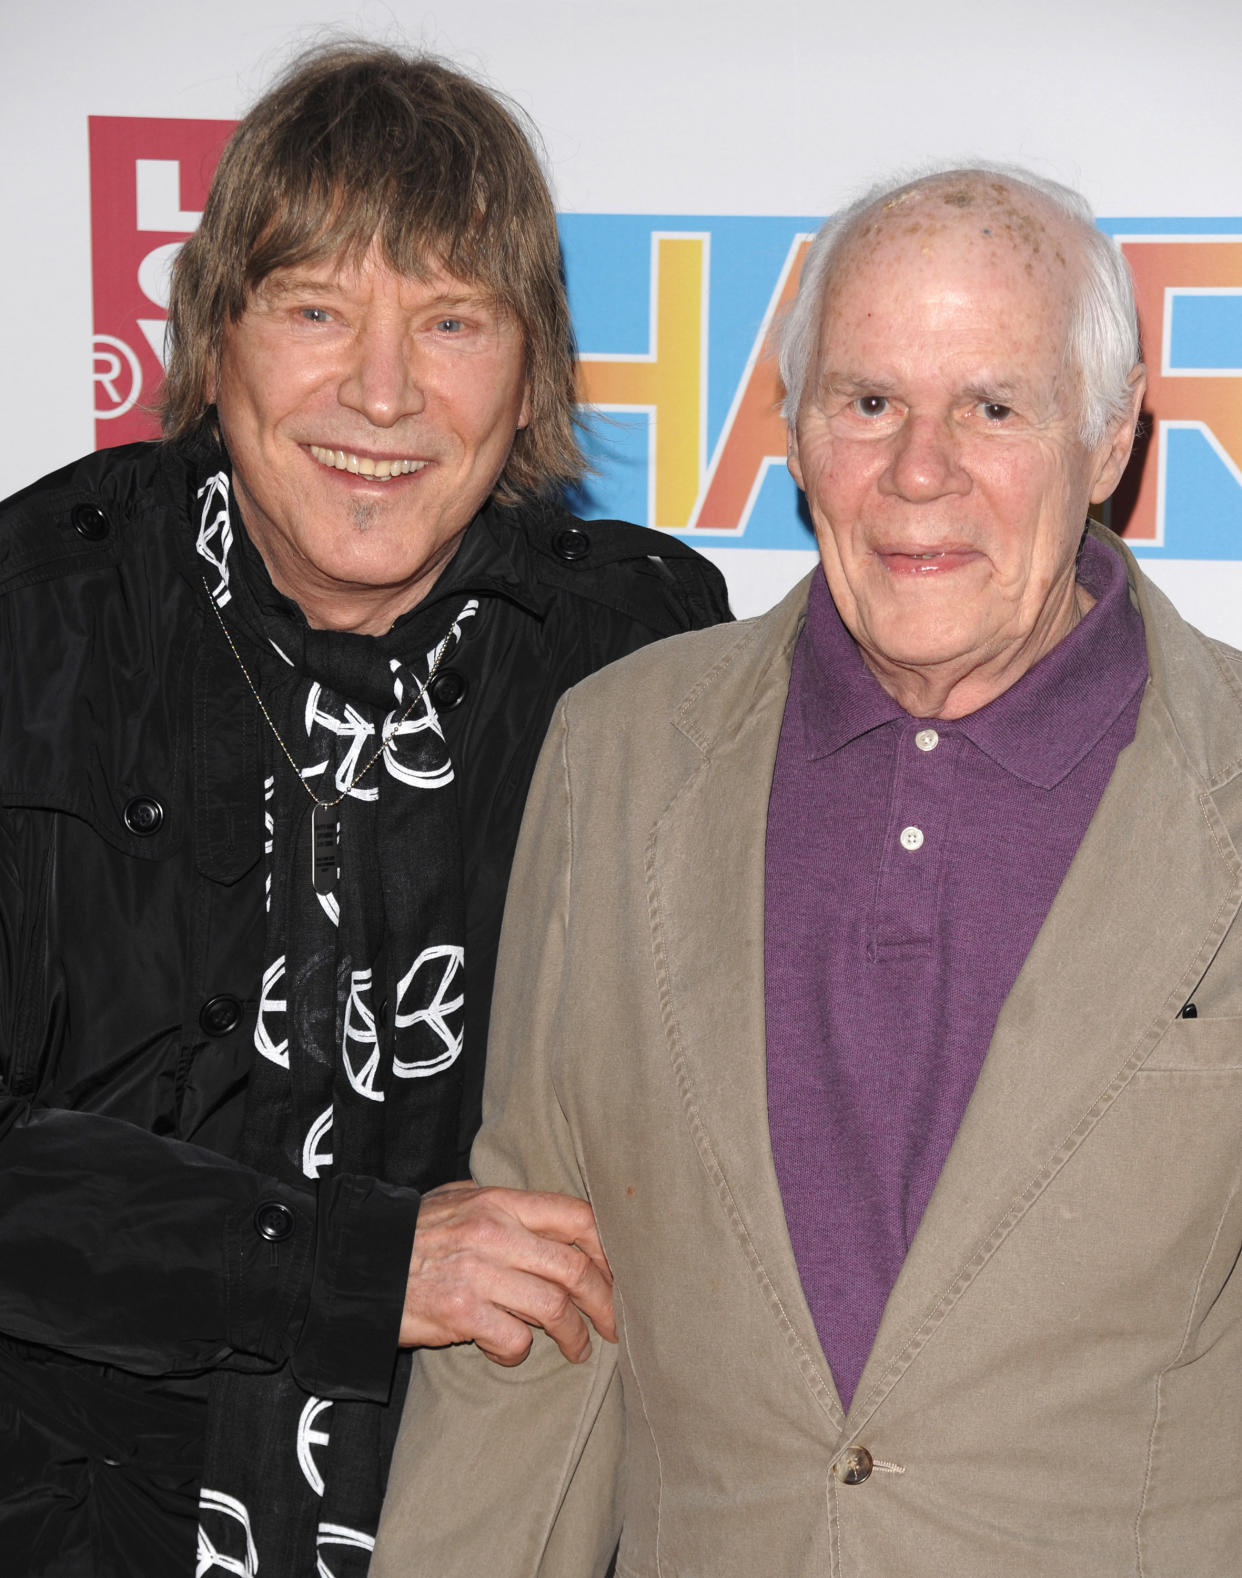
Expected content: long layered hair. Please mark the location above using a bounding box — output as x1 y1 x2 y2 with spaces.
162 44 583 503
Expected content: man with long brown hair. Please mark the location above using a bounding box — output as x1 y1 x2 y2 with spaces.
0 43 728 1576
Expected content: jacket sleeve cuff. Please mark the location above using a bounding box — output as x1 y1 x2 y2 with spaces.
290 1172 420 1403
221 1174 318 1367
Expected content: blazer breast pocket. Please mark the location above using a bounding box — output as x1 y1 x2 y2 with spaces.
1143 1017 1242 1071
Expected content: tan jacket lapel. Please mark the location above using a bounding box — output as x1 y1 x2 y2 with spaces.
647 576 845 1421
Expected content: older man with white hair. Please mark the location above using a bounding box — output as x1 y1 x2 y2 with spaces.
373 164 1242 1578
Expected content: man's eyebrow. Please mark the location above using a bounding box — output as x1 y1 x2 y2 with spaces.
820 372 900 397
961 378 1027 404
254 274 499 314
423 290 497 312
256 272 345 302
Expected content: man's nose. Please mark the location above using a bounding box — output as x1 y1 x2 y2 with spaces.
880 413 971 501
337 322 425 427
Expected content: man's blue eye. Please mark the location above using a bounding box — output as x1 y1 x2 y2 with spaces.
300 308 330 323
437 318 465 333
982 401 1012 421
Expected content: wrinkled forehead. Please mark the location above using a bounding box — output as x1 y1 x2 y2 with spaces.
250 243 498 305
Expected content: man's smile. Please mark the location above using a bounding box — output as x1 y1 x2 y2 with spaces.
307 444 431 480
872 546 983 574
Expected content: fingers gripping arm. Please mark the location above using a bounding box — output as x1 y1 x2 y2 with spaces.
399 1180 615 1364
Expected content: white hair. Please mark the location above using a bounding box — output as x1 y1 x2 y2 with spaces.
777 162 1141 447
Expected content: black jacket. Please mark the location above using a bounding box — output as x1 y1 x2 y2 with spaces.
0 441 730 1570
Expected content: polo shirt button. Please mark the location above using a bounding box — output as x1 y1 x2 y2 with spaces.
914 728 939 752
834 1446 873 1485
200 994 242 1037
899 825 924 851
552 527 590 561
123 796 164 836
253 1202 295 1242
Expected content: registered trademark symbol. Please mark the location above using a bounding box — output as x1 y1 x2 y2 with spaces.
92 333 143 419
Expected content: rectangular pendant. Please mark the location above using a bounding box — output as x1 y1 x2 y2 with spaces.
311 804 339 895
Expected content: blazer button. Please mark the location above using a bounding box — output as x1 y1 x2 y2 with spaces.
123 796 164 835
200 994 242 1037
253 1202 295 1242
71 502 110 541
834 1446 873 1485
428 669 468 710
552 527 590 561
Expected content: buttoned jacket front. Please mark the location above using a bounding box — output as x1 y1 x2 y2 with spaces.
375 527 1242 1578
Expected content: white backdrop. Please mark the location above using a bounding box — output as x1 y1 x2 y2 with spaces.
5 0 1242 624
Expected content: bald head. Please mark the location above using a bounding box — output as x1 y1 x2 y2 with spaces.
779 165 1141 446
837 174 1074 286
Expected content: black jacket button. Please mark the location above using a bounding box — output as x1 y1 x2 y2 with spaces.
428 670 468 710
71 503 110 541
200 994 242 1037
123 796 164 835
552 527 590 561
254 1202 295 1242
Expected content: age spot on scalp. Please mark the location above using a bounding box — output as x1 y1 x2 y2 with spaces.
942 188 974 208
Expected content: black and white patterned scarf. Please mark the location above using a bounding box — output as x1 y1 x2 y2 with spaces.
193 468 474 1576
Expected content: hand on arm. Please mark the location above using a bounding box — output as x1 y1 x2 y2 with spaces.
399 1181 616 1366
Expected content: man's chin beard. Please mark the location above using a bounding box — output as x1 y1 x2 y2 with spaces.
349 499 381 532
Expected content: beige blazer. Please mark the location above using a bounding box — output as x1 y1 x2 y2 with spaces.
374 531 1242 1578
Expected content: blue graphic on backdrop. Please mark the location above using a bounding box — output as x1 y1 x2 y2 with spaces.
559 214 1242 560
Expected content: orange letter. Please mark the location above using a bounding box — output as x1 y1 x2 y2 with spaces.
1120 237 1242 543
689 236 810 533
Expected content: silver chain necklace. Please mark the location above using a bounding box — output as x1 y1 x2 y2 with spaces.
203 578 454 894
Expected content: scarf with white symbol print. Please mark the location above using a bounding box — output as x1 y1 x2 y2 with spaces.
194 466 472 1578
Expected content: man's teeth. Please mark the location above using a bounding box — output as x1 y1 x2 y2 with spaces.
308 445 428 480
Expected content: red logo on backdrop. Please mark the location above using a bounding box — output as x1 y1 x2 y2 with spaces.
89 116 234 447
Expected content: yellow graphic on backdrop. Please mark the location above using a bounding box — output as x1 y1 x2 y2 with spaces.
576 233 709 529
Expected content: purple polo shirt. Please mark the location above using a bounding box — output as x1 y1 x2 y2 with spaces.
764 535 1148 1409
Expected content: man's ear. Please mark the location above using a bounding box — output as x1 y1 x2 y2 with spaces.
1089 363 1146 505
786 422 804 492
